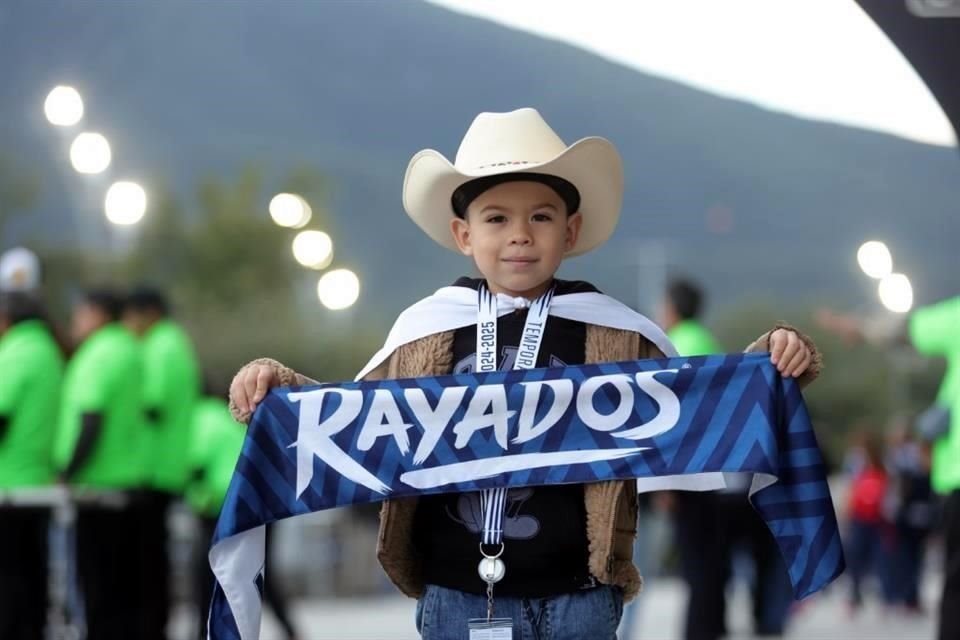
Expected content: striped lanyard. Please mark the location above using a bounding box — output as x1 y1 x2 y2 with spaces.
475 282 554 549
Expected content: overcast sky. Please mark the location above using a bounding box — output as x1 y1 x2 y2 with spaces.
428 0 957 147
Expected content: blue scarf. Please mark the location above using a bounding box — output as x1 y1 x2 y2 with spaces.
208 352 844 639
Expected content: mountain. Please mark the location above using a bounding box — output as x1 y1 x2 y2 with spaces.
1 0 957 331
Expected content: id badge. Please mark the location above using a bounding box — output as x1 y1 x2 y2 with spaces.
467 618 513 640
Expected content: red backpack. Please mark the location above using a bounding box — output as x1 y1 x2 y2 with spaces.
849 467 888 523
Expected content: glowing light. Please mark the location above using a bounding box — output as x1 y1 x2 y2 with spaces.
104 181 147 225
856 240 893 279
269 193 312 228
292 230 334 269
44 86 84 126
878 273 913 313
70 132 111 174
317 269 360 310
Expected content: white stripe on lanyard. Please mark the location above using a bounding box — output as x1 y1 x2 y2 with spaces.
476 282 554 546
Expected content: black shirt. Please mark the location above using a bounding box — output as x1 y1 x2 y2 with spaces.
413 277 599 597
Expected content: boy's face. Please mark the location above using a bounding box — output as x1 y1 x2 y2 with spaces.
450 180 582 299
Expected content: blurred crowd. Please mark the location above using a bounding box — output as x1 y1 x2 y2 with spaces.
619 278 956 640
842 426 936 615
0 248 297 640
1 246 957 640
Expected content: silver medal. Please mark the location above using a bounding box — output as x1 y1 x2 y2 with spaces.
478 556 506 584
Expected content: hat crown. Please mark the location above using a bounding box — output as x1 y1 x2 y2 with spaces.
454 108 568 172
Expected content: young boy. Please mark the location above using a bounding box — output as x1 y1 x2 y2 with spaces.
230 108 819 639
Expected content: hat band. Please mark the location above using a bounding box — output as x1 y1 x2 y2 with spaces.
451 172 582 218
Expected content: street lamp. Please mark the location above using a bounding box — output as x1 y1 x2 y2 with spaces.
317 269 360 310
104 181 147 225
853 241 915 417
292 230 333 269
269 193 312 228
856 240 893 279
878 273 913 313
69 132 111 174
44 86 84 126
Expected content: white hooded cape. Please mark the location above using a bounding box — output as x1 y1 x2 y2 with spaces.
355 285 725 493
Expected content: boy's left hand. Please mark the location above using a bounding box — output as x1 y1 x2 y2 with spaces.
769 328 813 378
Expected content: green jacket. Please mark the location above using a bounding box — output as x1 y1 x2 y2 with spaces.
0 320 64 488
141 319 200 493
667 319 722 357
54 323 145 488
909 296 960 494
186 397 244 517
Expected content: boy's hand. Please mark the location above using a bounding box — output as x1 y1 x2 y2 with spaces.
230 363 280 418
769 328 813 378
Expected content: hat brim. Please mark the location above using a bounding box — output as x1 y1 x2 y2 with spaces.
402 137 623 257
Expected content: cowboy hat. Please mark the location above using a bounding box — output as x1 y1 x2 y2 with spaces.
402 108 623 257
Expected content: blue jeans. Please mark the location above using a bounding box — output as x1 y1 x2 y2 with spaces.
845 519 884 607
415 583 623 640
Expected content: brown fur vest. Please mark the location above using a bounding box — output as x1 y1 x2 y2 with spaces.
365 325 664 602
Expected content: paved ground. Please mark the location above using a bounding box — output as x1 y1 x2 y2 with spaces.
174 575 940 639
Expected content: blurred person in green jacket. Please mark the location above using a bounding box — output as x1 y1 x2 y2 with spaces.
0 292 64 640
54 289 146 640
661 278 793 640
187 392 243 640
123 286 201 640
661 278 722 356
658 278 727 640
910 297 960 639
188 388 299 640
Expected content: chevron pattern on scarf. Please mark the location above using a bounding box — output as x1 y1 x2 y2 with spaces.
208 352 844 640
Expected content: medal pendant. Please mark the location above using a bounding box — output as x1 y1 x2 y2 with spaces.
478 556 506 584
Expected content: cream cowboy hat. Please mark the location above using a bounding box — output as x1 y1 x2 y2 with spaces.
402 108 623 257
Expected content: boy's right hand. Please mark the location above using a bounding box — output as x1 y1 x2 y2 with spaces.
229 363 281 421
